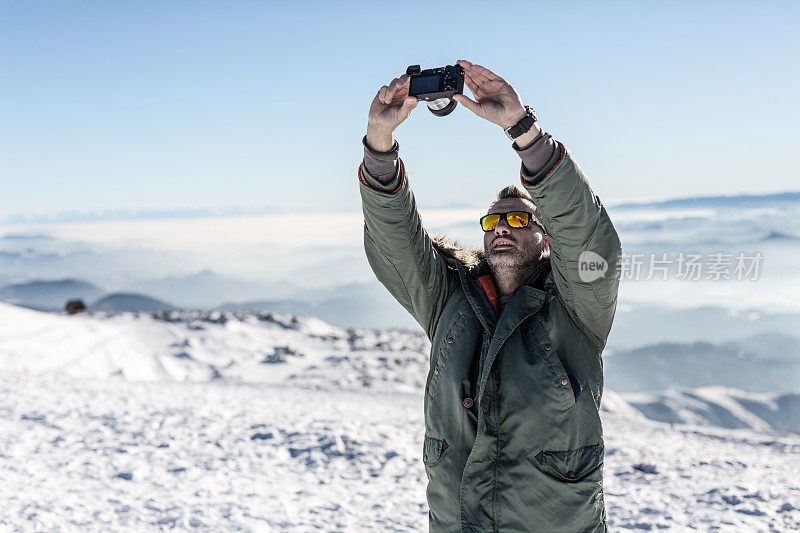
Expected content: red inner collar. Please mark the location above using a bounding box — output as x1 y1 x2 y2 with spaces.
476 274 499 315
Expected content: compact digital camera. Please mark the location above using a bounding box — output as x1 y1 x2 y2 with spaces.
406 64 464 117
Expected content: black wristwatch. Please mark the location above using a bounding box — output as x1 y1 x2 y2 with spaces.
504 106 538 140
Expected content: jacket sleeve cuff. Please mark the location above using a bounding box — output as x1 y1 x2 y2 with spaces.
514 129 559 180
359 158 405 194
519 139 565 187
362 135 400 187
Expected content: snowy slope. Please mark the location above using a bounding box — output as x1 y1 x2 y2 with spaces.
0 303 429 391
2 372 799 531
2 303 800 530
2 302 799 434
621 387 800 434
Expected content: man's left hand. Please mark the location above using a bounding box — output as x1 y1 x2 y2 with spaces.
453 60 536 135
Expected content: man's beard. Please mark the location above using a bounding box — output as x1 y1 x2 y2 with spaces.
486 241 545 274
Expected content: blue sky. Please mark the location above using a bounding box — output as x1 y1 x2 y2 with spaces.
2 1 798 220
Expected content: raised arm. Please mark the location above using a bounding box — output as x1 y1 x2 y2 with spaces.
520 144 622 351
455 60 622 350
359 74 452 338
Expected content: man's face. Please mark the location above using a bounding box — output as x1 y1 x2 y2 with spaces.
483 198 547 271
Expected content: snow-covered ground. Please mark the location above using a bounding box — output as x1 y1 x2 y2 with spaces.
3 372 799 531
1 373 428 531
2 303 800 531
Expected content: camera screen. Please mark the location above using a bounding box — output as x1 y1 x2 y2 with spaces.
410 75 440 95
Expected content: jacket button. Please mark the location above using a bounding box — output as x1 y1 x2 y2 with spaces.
446 337 454 344
545 343 552 351
561 378 569 386
463 397 474 408
567 470 575 478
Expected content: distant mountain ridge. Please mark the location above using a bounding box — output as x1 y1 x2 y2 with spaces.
3 190 798 224
91 293 174 312
614 190 800 210
127 269 301 309
0 279 178 313
0 206 287 225
604 333 800 394
619 387 800 434
219 281 418 329
0 278 105 312
607 304 800 350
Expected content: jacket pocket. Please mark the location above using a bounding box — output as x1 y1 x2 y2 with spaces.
565 368 583 402
533 442 603 482
524 320 577 409
426 313 466 399
423 435 450 467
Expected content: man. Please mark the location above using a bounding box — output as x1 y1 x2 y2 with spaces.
358 59 621 532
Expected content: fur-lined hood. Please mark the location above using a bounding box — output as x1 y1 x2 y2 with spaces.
431 235 485 269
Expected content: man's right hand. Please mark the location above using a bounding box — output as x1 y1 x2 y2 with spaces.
366 75 418 152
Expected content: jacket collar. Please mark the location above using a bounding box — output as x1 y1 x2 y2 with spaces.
432 236 554 330
471 257 552 304
446 257 555 332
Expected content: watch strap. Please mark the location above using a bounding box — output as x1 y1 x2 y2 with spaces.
505 106 538 140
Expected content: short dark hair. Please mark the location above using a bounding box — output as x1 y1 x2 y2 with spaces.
496 185 534 203
490 185 539 218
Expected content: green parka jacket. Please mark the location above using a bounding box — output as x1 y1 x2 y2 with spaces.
359 141 622 532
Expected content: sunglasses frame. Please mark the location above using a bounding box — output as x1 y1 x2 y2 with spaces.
480 211 542 232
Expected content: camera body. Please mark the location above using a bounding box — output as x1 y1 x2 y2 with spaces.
406 64 464 101
406 64 464 116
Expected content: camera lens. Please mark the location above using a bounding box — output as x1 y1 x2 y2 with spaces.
427 98 457 117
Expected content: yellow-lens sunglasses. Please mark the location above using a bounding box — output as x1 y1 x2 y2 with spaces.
480 211 541 232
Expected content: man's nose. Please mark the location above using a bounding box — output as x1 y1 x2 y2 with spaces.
494 218 511 234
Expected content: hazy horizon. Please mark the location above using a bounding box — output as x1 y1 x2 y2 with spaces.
4 187 800 226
